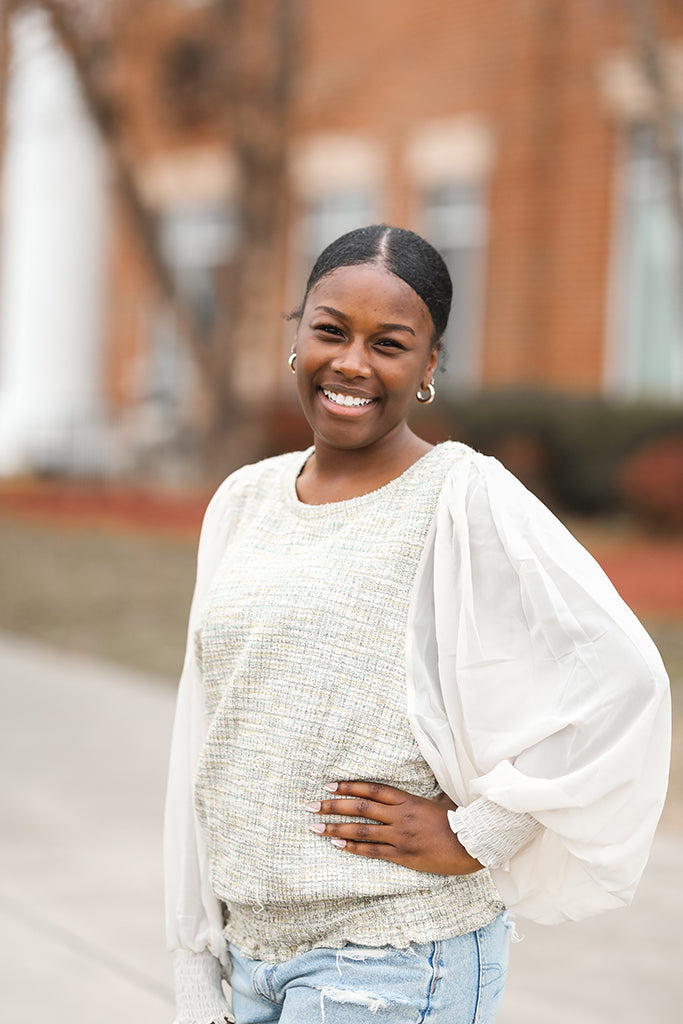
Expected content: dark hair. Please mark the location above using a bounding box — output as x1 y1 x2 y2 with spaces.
295 224 452 347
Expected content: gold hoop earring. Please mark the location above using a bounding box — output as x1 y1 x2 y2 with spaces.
416 382 435 404
288 351 297 373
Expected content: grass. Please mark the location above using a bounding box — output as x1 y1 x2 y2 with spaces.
0 513 197 679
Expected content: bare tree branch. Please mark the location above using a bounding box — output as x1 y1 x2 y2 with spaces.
31 0 218 388
195 0 299 471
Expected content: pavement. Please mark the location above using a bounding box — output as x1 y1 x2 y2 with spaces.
1 631 681 1024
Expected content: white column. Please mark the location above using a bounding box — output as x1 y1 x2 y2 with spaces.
0 7 110 475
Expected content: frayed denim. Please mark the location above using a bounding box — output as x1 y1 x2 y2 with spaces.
228 910 510 1023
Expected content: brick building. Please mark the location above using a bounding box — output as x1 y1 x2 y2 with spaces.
0 0 682 477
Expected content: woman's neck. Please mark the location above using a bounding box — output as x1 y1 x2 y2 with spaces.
296 427 432 505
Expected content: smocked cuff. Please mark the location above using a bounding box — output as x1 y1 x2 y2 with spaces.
447 798 543 869
172 948 234 1024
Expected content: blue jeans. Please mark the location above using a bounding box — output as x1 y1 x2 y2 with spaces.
228 911 510 1023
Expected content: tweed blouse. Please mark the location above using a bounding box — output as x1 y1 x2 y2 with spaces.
193 442 502 960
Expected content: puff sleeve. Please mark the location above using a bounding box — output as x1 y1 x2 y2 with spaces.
406 451 671 924
164 477 239 1023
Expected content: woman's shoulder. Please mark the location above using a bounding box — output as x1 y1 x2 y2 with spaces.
431 439 474 467
436 441 535 496
207 449 310 517
430 439 490 486
434 442 562 535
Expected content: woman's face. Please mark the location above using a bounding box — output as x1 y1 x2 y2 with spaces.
294 263 439 452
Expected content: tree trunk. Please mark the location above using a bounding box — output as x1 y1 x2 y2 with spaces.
3 0 300 481
0 0 20 203
35 0 219 386
202 0 299 479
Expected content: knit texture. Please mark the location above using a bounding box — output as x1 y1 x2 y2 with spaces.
194 443 503 960
173 949 233 1024
448 799 544 869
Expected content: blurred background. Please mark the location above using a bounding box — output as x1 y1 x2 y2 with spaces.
0 1 682 1022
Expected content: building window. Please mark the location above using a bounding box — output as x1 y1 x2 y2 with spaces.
608 121 683 399
161 203 234 331
302 190 377 274
147 204 234 419
422 182 488 393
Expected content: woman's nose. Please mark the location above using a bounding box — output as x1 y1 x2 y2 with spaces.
330 340 372 378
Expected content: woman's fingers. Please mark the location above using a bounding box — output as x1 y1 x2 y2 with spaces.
327 780 407 804
334 839 402 862
308 819 393 844
305 795 390 822
305 780 408 822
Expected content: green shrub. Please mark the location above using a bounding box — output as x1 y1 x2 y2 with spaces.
410 390 683 516
618 434 683 530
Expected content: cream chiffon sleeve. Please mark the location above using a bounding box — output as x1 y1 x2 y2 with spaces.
406 450 671 924
164 476 243 1023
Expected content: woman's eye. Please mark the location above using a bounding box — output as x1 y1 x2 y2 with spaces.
376 338 406 351
315 323 344 337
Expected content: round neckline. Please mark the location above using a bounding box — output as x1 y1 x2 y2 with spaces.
287 442 456 513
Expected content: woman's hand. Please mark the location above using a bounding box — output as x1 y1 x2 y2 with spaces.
305 780 483 876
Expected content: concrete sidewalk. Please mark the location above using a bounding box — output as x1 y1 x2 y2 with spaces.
0 633 175 1022
0 631 680 1023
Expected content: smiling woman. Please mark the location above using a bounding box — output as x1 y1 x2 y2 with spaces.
164 225 670 1024
292 262 439 502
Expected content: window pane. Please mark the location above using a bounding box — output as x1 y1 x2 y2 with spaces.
303 191 377 273
160 204 235 333
423 182 487 393
147 204 234 419
611 121 683 398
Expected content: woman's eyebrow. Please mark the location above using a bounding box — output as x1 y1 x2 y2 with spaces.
313 306 415 336
314 305 348 320
378 322 415 336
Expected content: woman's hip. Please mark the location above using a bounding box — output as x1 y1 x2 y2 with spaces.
227 910 511 1024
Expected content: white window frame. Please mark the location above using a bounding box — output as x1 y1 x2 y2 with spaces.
605 119 683 400
420 180 488 393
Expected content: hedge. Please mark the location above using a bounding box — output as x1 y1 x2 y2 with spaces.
410 390 683 519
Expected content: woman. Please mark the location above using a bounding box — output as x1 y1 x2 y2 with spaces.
165 225 670 1024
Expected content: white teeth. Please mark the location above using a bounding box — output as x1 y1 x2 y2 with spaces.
323 389 373 407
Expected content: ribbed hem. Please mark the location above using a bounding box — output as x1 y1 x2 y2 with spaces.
223 872 503 962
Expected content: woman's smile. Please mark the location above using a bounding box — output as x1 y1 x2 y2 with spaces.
319 387 378 411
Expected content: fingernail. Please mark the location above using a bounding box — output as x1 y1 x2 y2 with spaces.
331 839 346 848
323 782 338 792
308 823 325 834
305 801 321 812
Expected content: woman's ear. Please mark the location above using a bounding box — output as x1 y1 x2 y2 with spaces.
425 344 440 381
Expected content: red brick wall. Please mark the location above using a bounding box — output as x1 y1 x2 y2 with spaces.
100 0 683 403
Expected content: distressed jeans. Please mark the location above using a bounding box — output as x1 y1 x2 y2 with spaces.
227 911 510 1024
